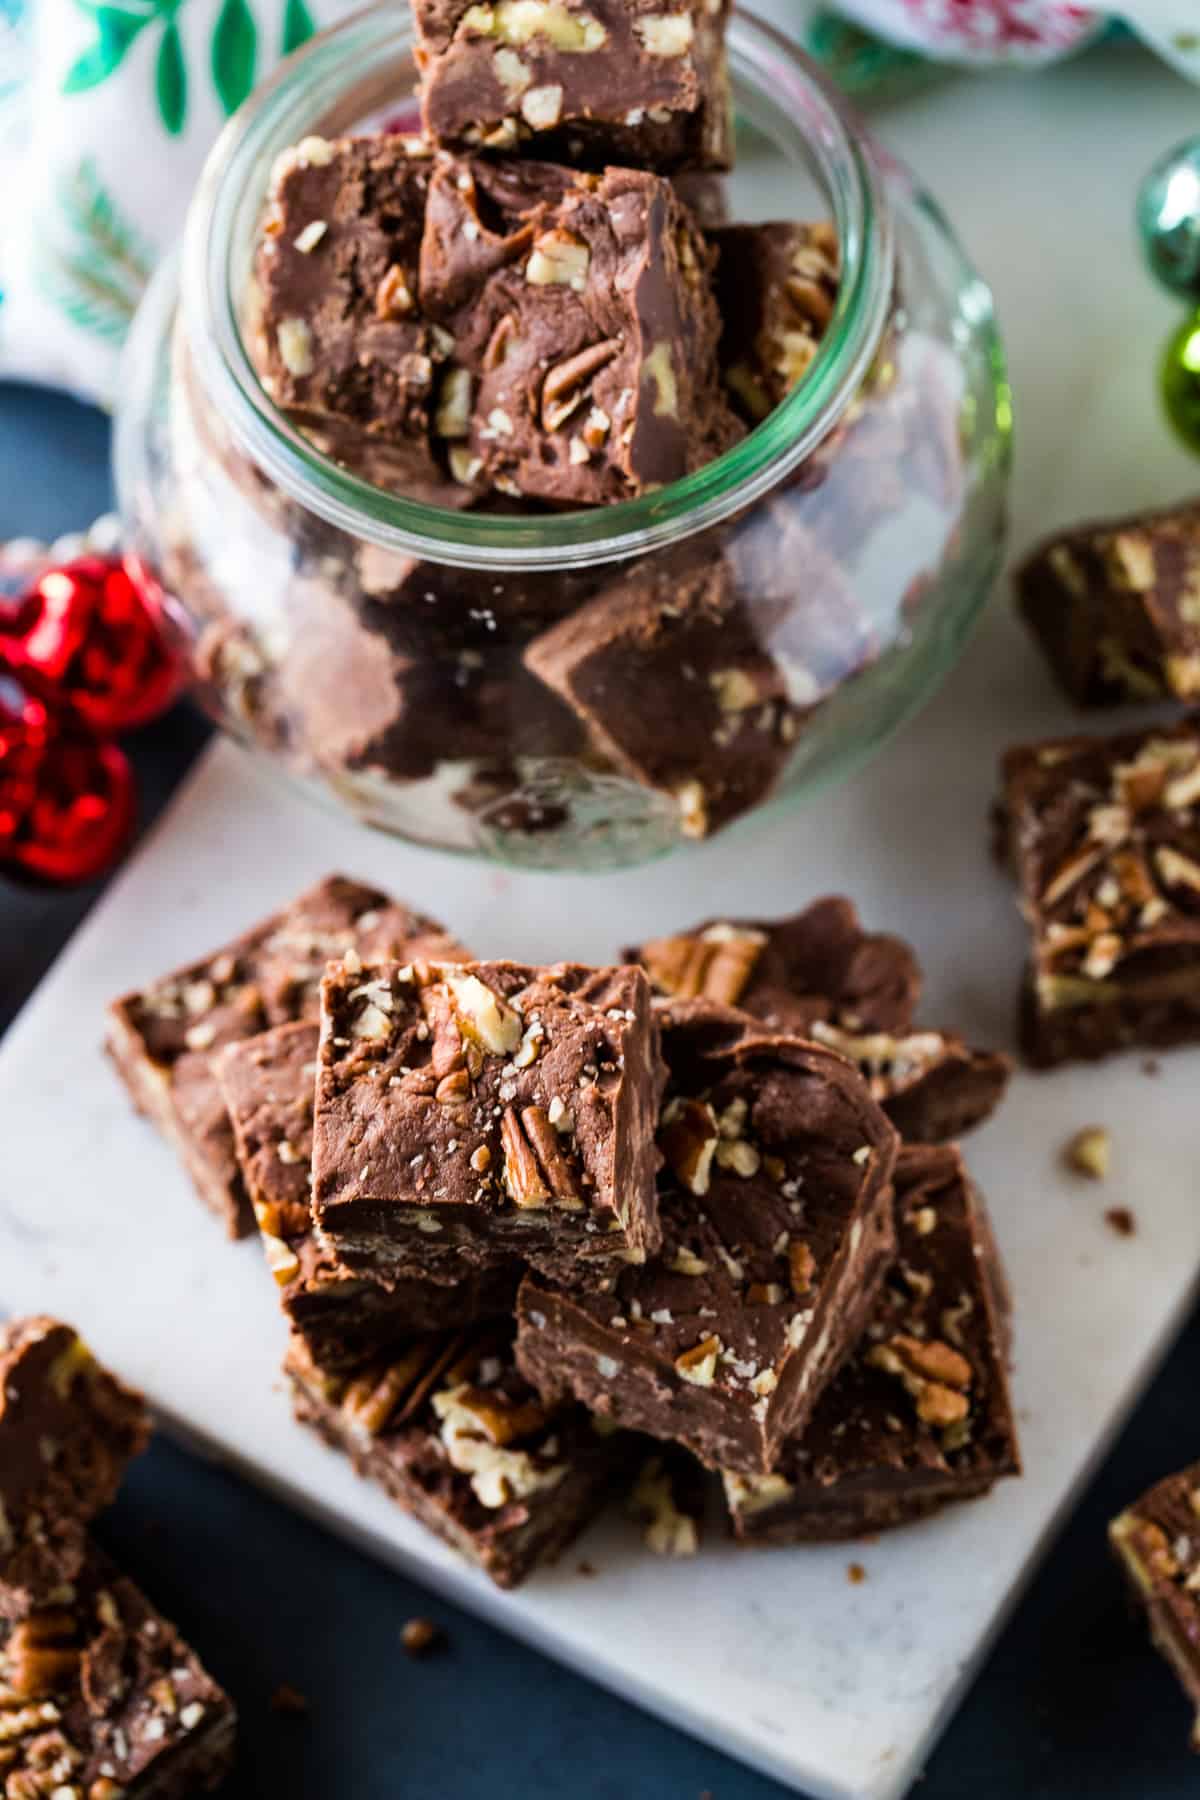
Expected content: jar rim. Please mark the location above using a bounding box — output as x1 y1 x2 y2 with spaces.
181 1 895 572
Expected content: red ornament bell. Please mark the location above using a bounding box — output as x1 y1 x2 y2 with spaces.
2 554 180 736
0 684 136 886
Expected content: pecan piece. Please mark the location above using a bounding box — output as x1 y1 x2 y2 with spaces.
788 1240 815 1295
638 924 765 1004
540 339 620 433
341 1334 470 1437
866 1333 972 1429
5 1611 81 1699
658 1098 718 1196
500 1106 582 1208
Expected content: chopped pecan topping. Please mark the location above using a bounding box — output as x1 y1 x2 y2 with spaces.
866 1333 972 1429
4 1612 81 1699
540 339 619 433
674 1334 721 1387
341 1333 479 1438
499 1105 582 1209
658 1098 719 1196
787 1240 815 1295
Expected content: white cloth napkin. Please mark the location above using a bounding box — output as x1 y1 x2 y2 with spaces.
1 0 1197 408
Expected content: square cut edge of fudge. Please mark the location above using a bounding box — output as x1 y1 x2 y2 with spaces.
1110 1462 1200 1749
311 956 666 1281
515 1002 900 1475
105 872 465 1236
721 1142 1020 1543
999 717 1200 1066
0 1543 236 1795
284 1324 636 1588
0 1317 150 1617
1016 499 1200 706
414 0 734 173
216 1020 520 1369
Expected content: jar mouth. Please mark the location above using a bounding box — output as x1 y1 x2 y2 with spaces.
183 1 894 572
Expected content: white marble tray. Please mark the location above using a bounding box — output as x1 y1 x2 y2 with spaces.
6 42 1200 1800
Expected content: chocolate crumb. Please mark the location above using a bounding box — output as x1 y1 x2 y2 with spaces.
577 1560 598 1578
270 1682 310 1715
402 1617 444 1657
1104 1207 1136 1238
1142 1057 1160 1076
847 1561 867 1584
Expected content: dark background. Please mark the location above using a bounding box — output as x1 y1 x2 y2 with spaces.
2 378 1197 1798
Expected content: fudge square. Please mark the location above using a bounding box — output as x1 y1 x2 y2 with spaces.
217 1022 520 1371
0 1318 149 1617
630 896 1010 1140
523 545 802 841
252 134 465 505
1017 500 1200 706
722 1144 1020 1543
710 221 840 425
285 1325 636 1588
0 1547 235 1796
1000 718 1200 1065
311 958 666 1281
516 1002 899 1474
107 874 465 1236
420 155 739 505
1111 1463 1200 1748
414 0 733 172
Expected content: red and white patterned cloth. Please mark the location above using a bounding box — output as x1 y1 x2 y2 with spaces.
828 0 1199 72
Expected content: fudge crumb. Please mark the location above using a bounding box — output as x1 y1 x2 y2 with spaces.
1064 1126 1110 1180
1104 1206 1136 1238
1142 1058 1160 1077
270 1683 310 1715
402 1617 444 1657
577 1559 598 1578
847 1562 866 1585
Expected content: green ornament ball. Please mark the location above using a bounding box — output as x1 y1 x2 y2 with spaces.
1139 137 1200 300
1161 310 1200 453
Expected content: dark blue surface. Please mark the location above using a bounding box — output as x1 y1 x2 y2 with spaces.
3 377 1200 1799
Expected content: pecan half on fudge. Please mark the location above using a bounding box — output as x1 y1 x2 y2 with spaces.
0 1319 149 1617
629 896 1010 1139
517 1003 898 1474
107 874 464 1235
710 221 840 425
1000 720 1200 1065
414 0 733 172
1017 500 1200 706
1111 1463 1200 1748
524 545 804 840
311 958 666 1280
722 1143 1019 1542
0 1548 235 1795
217 1022 520 1370
252 134 465 504
285 1326 636 1587
420 155 739 505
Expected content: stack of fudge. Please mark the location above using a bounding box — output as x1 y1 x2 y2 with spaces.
1013 500 1200 1747
107 875 1021 1588
194 0 955 846
0 1316 235 1797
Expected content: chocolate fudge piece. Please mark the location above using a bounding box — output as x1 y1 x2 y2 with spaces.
312 958 665 1281
1017 501 1200 706
722 1144 1019 1542
517 1004 898 1473
710 221 840 424
630 898 1010 1139
107 875 465 1235
629 895 922 1032
420 156 739 505
217 1022 520 1369
0 1548 235 1795
1000 720 1200 1065
414 0 733 172
524 548 802 840
1111 1464 1200 1748
0 1319 149 1616
285 1326 635 1587
252 133 463 504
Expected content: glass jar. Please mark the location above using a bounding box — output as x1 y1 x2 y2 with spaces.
115 4 1011 870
